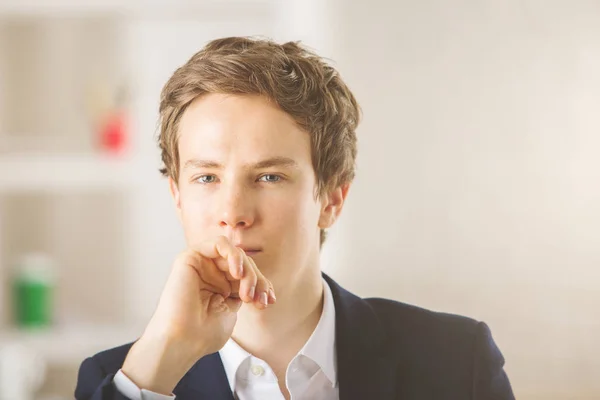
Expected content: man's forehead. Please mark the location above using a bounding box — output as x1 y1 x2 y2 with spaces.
177 94 313 170
179 93 290 129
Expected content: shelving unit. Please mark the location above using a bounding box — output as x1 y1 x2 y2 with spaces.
0 1 281 398
0 154 135 192
0 323 144 365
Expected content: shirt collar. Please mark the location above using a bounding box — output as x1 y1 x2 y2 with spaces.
219 336 252 394
219 277 337 392
299 276 337 386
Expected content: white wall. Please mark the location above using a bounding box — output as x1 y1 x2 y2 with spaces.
322 1 600 398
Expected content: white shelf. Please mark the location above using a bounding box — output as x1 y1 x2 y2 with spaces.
0 324 143 365
0 154 136 192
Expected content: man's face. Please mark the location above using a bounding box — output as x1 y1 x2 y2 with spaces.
170 93 342 287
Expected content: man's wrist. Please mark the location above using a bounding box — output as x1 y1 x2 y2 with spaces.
121 332 204 395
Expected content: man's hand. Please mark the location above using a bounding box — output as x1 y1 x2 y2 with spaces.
121 235 276 395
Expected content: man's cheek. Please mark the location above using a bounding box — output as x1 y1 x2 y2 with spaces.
273 214 301 237
181 210 209 235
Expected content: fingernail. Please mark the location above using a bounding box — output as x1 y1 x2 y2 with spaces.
248 286 255 301
269 289 276 303
238 261 244 278
261 292 268 306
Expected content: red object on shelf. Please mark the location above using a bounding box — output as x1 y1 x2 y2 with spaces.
100 111 127 154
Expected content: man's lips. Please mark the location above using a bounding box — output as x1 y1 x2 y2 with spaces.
235 246 262 256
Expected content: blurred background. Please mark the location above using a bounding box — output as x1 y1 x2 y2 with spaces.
0 0 598 399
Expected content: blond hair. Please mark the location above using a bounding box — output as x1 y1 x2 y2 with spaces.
158 37 360 246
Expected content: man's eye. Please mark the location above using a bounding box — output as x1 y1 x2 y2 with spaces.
258 174 281 183
196 175 216 184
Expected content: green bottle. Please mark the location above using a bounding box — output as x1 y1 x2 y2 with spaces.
12 253 54 329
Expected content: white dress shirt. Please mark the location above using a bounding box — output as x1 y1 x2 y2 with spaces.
114 278 338 400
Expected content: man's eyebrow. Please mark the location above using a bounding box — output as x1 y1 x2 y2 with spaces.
183 157 300 170
252 157 300 169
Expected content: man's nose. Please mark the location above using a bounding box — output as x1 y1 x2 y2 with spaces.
218 183 254 229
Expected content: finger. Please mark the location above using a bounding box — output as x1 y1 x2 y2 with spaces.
194 236 244 280
246 256 275 308
228 280 241 298
225 297 243 313
239 251 257 303
181 251 231 296
267 285 276 305
253 278 270 309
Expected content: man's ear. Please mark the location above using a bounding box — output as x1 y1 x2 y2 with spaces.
318 183 351 229
168 176 182 222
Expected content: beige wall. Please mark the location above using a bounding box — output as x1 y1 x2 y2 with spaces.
321 1 600 398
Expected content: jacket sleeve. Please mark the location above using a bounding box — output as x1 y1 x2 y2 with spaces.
74 356 131 400
472 322 515 400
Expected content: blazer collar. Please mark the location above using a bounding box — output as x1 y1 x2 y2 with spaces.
174 273 397 399
323 273 398 400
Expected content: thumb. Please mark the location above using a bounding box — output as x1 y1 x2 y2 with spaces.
225 297 243 313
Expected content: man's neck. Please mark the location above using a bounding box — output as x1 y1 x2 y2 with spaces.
231 266 324 375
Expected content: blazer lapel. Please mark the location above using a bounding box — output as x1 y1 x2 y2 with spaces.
173 352 235 400
323 274 398 400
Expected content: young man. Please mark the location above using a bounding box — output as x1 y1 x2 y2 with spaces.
75 37 514 400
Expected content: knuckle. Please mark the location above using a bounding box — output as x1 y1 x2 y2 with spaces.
215 236 227 250
176 250 195 265
236 247 245 262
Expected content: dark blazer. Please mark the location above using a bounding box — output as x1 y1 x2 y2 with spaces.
75 274 515 399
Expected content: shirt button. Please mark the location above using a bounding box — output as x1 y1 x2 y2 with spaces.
251 365 265 376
